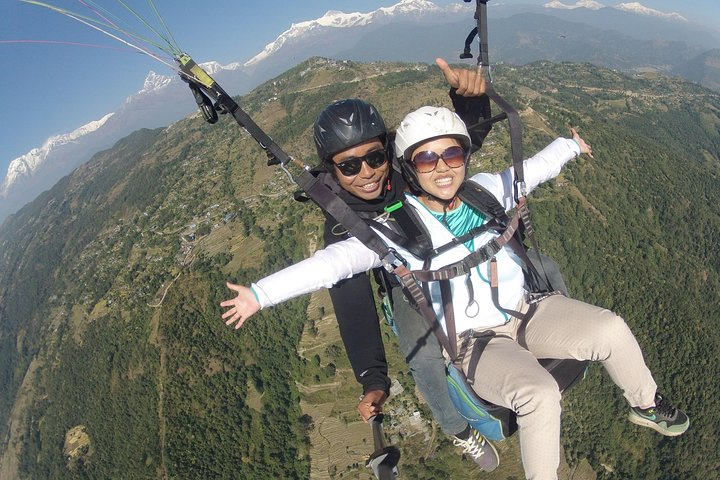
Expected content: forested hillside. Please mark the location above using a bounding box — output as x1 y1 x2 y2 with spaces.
0 57 718 479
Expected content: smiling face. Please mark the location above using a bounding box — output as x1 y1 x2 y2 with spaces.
331 138 390 200
411 137 466 211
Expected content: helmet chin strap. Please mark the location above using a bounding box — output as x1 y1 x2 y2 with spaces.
422 193 459 225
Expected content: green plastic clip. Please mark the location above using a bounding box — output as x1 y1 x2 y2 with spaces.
384 201 403 213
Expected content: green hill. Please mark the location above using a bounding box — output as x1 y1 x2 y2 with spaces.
0 57 718 479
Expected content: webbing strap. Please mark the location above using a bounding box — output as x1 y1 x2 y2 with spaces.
485 85 525 197
296 172 397 262
475 1 489 67
465 331 495 385
179 54 293 167
458 180 508 223
411 201 523 282
413 239 499 282
428 220 499 258
472 0 557 291
368 205 434 260
395 266 455 356
440 280 458 360
490 258 524 320
472 0 525 200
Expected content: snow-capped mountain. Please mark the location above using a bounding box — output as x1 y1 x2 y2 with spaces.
543 1 605 11
1 113 113 197
137 71 173 95
245 0 447 67
0 59 248 223
0 0 716 225
614 2 687 22
543 0 687 21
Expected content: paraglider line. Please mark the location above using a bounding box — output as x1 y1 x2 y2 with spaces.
114 0 182 55
23 1 180 72
23 0 177 57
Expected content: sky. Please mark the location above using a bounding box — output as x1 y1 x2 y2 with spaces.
1 0 719 180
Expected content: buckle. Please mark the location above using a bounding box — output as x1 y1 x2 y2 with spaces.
373 211 391 223
479 239 499 261
526 290 563 304
380 248 407 273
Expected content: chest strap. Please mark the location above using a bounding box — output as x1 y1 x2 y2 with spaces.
411 200 523 283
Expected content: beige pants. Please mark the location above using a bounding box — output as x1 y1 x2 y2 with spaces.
460 295 657 480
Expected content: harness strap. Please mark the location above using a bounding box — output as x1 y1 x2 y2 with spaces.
486 85 526 199
440 280 458 360
369 221 427 259
465 331 496 385
413 239 499 282
394 265 456 357
470 1 526 200
297 172 399 264
429 221 498 258
367 204 433 260
458 180 508 223
411 200 523 282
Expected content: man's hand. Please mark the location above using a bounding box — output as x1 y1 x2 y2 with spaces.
357 389 387 422
436 57 486 97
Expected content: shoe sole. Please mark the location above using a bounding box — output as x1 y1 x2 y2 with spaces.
627 413 689 437
481 439 500 472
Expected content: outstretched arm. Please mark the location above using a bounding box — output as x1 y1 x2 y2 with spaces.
220 236 382 329
471 129 593 210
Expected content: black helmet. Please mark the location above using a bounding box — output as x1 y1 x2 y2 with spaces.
313 99 387 162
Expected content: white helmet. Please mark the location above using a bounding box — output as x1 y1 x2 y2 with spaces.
394 106 472 192
394 106 471 161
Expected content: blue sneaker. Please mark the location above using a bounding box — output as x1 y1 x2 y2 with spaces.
628 392 689 436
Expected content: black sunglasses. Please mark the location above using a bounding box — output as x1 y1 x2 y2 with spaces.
333 149 387 177
411 145 466 173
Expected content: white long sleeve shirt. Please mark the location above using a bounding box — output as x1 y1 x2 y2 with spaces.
252 137 580 334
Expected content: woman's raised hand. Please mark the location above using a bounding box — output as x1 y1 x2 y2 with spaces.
220 282 261 329
570 127 593 158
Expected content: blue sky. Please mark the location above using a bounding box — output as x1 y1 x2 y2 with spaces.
0 0 718 179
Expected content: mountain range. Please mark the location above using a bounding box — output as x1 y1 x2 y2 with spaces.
1 0 719 224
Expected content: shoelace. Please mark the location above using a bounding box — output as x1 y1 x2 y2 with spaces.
653 395 677 418
453 434 486 458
